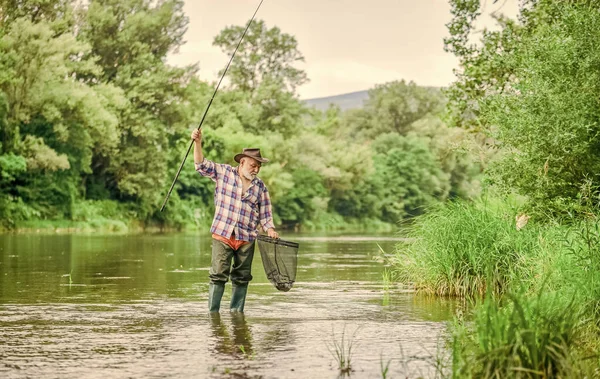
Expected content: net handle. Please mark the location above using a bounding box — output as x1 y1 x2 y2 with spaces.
257 235 299 248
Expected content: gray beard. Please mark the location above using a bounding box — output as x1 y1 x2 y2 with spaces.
241 170 255 181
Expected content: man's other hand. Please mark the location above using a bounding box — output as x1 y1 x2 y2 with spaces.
267 228 279 239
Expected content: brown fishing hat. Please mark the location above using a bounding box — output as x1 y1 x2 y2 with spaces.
234 148 270 163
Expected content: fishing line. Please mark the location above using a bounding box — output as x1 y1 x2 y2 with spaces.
160 0 265 212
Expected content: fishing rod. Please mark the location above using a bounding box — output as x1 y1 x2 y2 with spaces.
160 0 264 212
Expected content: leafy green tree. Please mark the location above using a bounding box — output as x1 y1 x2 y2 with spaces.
274 167 327 227
0 0 74 28
0 11 125 218
328 175 383 220
443 0 520 132
328 130 452 223
372 133 450 222
0 152 28 224
79 0 194 220
79 0 187 82
482 2 600 214
213 20 308 135
444 0 600 214
0 17 104 155
412 115 481 199
347 80 444 139
213 19 307 93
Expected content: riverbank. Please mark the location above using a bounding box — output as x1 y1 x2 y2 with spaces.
2 215 396 235
390 196 600 376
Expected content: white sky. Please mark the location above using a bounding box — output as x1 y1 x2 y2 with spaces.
166 0 519 99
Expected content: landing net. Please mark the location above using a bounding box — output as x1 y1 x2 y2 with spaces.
257 235 299 292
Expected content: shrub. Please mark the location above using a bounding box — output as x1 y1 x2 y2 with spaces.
392 197 545 297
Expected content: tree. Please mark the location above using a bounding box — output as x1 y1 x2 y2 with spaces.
78 0 195 219
213 19 307 94
346 80 445 139
443 0 521 132
482 2 600 214
372 133 450 222
0 0 73 28
274 167 327 227
79 0 187 82
213 20 308 135
0 12 125 218
444 0 600 215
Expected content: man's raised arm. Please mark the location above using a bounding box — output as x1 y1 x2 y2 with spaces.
191 129 204 164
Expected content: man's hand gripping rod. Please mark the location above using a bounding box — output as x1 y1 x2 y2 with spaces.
160 0 264 212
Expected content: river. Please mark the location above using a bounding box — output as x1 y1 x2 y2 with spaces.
0 233 455 378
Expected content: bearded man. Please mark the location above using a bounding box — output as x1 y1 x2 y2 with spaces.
191 129 279 313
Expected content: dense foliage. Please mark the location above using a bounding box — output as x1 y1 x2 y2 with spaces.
0 0 480 231
445 0 600 218
391 1 600 375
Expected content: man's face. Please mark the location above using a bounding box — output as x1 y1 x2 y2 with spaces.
240 158 261 180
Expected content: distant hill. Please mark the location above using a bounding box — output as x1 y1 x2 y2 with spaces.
303 90 369 112
303 86 443 112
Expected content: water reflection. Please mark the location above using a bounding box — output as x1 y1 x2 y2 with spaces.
260 322 296 354
209 313 253 358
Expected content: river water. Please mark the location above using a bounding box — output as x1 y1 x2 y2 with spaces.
0 233 455 378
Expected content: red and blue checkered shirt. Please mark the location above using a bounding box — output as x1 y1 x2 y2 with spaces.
195 158 275 242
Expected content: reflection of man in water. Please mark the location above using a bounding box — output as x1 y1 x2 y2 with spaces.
209 313 253 357
191 129 279 313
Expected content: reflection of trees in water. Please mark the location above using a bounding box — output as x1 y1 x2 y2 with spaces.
209 313 253 357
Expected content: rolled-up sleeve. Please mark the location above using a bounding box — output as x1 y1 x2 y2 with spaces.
195 158 221 182
259 186 275 232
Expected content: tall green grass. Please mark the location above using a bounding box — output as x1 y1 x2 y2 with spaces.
327 326 358 376
563 217 600 328
447 289 594 378
391 196 600 377
392 198 548 297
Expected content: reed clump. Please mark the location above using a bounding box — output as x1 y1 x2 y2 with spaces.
393 198 545 298
327 326 358 376
449 290 593 378
392 196 600 377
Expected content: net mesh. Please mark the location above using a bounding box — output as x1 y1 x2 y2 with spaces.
257 235 299 292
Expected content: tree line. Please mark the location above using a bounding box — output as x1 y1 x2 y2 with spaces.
0 0 480 231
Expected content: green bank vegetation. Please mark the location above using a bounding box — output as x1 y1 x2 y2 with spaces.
392 0 600 376
3 0 600 376
0 0 480 232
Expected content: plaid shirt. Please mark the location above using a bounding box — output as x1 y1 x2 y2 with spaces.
195 158 275 241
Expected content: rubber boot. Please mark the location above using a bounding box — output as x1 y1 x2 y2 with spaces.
208 282 225 313
230 284 248 313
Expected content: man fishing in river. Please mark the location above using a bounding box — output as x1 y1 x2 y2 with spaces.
191 129 279 313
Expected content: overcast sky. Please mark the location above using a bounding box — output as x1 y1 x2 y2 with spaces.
166 0 519 99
